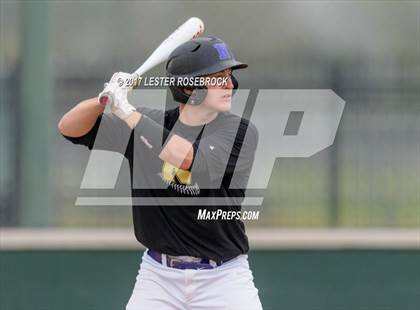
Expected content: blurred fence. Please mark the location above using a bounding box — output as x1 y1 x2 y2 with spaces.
1 228 419 310
2 248 420 310
0 1 419 228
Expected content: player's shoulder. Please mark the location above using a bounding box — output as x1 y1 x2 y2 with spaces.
217 112 258 137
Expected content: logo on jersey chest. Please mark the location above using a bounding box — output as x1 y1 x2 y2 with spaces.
159 161 200 196
162 161 192 185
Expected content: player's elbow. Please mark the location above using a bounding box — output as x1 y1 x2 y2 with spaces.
57 116 67 135
57 114 78 137
57 114 76 136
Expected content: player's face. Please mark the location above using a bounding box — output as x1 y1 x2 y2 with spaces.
200 69 234 112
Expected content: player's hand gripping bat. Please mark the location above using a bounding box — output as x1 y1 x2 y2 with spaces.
98 17 205 106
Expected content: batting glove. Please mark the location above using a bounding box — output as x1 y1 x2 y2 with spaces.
99 72 137 120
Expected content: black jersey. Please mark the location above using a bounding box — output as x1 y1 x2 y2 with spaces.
63 106 258 262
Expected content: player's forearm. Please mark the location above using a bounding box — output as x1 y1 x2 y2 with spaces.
159 135 194 170
123 111 142 129
58 97 104 137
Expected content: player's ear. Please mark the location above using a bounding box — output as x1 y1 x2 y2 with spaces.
183 88 193 95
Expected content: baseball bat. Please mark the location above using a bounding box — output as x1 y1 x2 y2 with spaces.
98 17 205 106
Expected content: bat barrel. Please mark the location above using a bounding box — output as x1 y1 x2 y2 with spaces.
133 17 204 76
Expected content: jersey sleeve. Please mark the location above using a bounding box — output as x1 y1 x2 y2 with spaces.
62 112 133 155
192 117 259 185
61 107 167 154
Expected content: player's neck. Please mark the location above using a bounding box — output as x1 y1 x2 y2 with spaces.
178 104 218 126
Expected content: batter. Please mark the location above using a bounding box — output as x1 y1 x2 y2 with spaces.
58 36 262 309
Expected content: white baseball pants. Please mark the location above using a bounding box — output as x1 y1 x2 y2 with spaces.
126 251 263 310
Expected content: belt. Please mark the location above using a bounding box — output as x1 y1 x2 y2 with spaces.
147 249 233 270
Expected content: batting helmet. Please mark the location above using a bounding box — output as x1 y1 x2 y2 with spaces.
166 36 248 105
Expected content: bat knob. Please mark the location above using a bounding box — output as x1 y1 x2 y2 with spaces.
99 93 113 106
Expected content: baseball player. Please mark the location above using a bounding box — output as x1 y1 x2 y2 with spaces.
58 36 262 309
